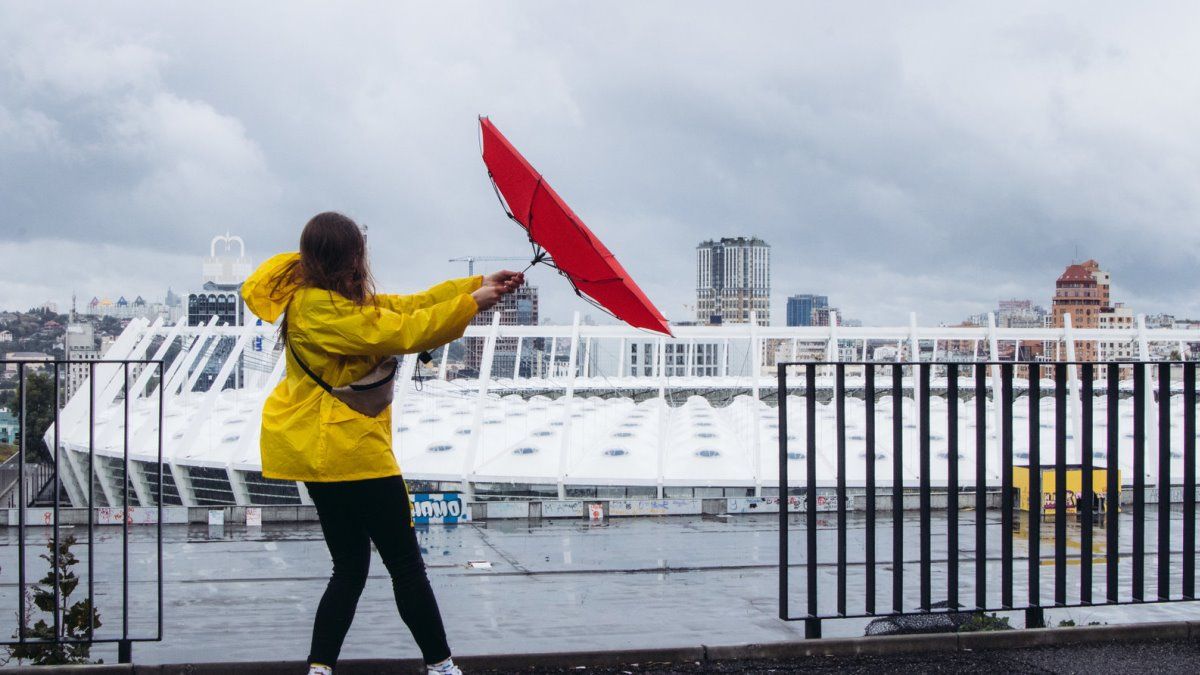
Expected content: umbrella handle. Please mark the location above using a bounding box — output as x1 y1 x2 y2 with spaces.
521 248 548 274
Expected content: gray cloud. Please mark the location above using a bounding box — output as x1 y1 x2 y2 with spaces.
1 2 1197 324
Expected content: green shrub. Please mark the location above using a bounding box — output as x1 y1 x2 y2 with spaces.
5 535 102 665
958 612 1013 632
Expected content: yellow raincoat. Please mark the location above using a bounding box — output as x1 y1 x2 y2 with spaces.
241 252 482 482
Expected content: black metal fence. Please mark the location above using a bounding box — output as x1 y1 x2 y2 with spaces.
778 360 1198 638
1 359 165 663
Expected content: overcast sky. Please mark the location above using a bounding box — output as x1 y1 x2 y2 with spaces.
2 2 1198 326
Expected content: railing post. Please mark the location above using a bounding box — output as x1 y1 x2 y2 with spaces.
751 311 762 496
778 363 790 620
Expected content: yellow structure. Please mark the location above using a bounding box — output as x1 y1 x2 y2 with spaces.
1012 464 1119 515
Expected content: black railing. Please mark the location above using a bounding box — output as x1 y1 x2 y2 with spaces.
1 359 165 663
778 360 1198 638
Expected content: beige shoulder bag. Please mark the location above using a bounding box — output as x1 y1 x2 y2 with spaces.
289 342 398 417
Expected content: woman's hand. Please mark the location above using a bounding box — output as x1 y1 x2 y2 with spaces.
471 284 505 311
485 270 525 293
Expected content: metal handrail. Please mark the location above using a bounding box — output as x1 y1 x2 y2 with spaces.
778 360 1198 637
1 358 165 663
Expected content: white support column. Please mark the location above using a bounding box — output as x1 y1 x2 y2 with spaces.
171 323 254 507
583 337 592 378
95 318 157 412
118 319 190 507
1136 314 1158 487
512 336 523 379
87 318 158 509
549 337 558 377
181 328 224 400
463 312 503 501
131 319 186 399
556 312 582 499
908 312 920 364
908 312 921 482
617 338 626 378
686 339 695 378
827 311 839 363
1062 313 1082 463
987 313 1003 480
437 343 450 380
657 337 667 400
721 339 730 377
226 467 251 506
162 317 219 397
790 337 799 364
750 311 761 400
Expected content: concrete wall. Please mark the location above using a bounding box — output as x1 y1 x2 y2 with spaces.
4 485 1195 526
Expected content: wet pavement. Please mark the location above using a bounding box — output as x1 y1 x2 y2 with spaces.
472 639 1200 674
2 512 1199 665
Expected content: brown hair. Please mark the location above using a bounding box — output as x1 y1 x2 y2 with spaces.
271 211 376 341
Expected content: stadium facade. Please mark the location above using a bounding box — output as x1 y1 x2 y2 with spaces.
45 312 1199 507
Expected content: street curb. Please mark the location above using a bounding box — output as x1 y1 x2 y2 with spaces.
6 620 1199 673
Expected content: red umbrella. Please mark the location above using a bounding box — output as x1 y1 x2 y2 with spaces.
479 116 672 336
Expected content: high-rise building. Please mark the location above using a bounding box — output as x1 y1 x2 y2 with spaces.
695 237 770 325
203 233 253 286
189 234 252 390
1052 260 1112 362
1099 303 1136 360
786 294 828 327
64 322 99 400
812 306 839 327
997 299 1049 329
464 285 540 377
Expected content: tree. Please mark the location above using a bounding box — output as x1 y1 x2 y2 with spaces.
5 535 103 665
14 371 56 464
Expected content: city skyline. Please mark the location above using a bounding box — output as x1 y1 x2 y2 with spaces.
3 4 1200 325
37 234 1197 328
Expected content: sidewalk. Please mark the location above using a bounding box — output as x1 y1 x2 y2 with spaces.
6 624 1200 673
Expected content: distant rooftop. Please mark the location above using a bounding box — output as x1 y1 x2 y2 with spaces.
697 236 770 248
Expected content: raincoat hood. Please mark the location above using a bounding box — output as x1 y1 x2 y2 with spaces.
241 251 301 323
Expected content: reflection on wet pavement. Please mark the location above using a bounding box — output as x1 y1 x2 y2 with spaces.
2 512 1198 665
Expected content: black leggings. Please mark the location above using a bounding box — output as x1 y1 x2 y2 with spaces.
305 476 451 667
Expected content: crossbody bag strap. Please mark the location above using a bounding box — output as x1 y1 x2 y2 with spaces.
288 341 333 394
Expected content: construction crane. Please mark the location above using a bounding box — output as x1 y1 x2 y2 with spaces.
448 255 528 276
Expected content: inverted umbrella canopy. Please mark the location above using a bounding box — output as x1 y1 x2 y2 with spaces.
480 116 673 336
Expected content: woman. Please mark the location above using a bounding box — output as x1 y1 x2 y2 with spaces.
241 212 521 675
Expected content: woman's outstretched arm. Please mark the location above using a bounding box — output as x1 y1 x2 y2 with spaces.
375 276 482 315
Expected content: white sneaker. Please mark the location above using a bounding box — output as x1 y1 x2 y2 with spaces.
427 657 463 675
308 665 333 675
